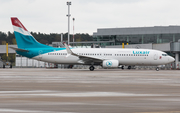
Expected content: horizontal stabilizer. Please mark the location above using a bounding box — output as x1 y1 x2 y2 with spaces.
9 47 29 52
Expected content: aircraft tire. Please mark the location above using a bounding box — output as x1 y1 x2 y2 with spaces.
89 66 95 71
121 66 124 70
128 66 131 69
156 67 159 71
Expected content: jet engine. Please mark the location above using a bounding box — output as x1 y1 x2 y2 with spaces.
102 60 119 68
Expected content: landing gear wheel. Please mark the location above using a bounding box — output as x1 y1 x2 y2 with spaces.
128 66 131 69
156 67 159 71
89 66 95 71
121 66 124 70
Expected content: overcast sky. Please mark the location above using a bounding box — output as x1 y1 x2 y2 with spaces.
1 0 180 35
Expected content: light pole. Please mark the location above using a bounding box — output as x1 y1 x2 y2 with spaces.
66 1 71 45
73 18 75 46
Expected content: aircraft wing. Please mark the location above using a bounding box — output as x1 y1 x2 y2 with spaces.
78 55 103 64
64 43 103 64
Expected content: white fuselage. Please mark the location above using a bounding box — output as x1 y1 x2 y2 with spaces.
33 48 174 66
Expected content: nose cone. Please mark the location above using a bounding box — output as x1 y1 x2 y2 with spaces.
169 56 175 63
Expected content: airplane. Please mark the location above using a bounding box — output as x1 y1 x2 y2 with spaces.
10 17 175 71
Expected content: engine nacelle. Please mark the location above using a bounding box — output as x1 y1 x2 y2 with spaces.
102 60 119 68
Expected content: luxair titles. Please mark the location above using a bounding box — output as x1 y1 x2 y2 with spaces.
133 51 150 54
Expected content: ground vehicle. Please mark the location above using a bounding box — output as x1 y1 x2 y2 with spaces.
0 57 12 68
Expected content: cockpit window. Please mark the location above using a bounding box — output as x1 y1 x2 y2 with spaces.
162 54 167 56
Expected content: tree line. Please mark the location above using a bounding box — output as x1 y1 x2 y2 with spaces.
0 31 93 45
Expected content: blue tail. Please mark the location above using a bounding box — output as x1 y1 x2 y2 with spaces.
11 17 52 49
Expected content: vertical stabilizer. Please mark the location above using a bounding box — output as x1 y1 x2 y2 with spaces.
11 17 52 49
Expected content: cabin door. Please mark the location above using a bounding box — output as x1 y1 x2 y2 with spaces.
154 52 158 60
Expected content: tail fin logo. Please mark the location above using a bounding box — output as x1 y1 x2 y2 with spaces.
11 17 28 31
14 19 24 30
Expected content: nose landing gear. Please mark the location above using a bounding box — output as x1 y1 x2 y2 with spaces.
89 65 95 71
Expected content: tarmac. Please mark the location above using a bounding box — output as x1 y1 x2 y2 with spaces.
0 68 180 113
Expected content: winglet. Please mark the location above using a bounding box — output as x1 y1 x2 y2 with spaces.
64 42 78 57
64 42 73 54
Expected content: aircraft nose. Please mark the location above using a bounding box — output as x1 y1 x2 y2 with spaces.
169 56 175 63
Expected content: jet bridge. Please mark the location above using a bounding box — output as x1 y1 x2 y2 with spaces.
170 42 180 69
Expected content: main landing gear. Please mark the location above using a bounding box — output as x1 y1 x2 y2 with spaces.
128 66 131 69
121 66 124 70
89 65 95 71
156 67 159 71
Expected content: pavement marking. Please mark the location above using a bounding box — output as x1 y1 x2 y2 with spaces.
0 108 73 113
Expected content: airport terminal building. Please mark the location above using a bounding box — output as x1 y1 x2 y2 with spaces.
93 26 180 45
